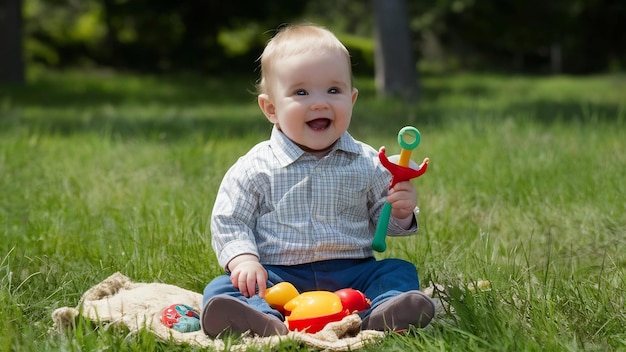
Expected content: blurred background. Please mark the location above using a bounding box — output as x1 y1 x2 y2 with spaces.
1 0 625 95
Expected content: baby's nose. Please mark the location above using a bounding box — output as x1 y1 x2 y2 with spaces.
310 96 329 110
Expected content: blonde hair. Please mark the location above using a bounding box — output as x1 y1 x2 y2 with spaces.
256 24 353 95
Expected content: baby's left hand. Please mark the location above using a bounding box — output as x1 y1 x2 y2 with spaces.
387 181 417 227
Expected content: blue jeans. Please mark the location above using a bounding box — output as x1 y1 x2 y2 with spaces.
202 258 421 321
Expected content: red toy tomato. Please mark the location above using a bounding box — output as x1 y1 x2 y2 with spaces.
334 288 371 313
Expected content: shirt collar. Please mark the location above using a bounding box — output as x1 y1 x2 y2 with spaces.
270 126 361 167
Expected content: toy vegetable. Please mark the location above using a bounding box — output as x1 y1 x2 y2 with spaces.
372 126 429 252
161 304 201 332
264 282 371 333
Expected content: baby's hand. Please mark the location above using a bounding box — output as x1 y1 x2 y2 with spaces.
387 181 418 228
228 255 268 298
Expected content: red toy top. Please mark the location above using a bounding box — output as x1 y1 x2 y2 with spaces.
378 147 429 189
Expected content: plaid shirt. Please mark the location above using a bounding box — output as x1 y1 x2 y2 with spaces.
211 126 418 269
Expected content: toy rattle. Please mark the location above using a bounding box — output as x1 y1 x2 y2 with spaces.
372 126 429 252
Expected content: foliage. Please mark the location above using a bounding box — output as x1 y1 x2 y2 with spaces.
24 0 307 72
20 0 626 74
0 71 625 351
407 0 626 73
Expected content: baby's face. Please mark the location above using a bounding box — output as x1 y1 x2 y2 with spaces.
262 51 358 157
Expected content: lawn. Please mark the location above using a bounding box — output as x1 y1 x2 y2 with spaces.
1 70 625 351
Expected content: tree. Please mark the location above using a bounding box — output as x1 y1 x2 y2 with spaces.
0 0 25 83
55 0 307 73
372 0 418 99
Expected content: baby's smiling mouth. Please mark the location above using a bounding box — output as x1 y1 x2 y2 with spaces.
307 118 331 130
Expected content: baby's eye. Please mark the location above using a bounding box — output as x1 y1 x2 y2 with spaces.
295 89 308 96
328 87 340 94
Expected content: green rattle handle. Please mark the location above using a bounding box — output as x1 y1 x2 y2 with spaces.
372 202 392 252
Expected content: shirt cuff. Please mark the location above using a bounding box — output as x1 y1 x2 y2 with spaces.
388 206 420 235
218 239 259 271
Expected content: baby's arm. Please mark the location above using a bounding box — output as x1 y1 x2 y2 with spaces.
227 254 268 298
387 180 418 230
212 156 268 298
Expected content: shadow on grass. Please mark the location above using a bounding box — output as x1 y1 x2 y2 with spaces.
0 71 259 107
354 97 623 138
1 72 623 142
0 71 273 140
355 76 624 130
0 112 274 141
502 100 624 124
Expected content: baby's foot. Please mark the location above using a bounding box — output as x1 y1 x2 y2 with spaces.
362 291 435 332
201 295 288 337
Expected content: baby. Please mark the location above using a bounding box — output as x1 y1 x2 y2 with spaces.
201 23 435 337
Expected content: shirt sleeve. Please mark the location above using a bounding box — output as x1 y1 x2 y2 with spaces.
210 159 261 270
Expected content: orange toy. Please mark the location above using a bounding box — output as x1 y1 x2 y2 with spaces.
264 282 371 333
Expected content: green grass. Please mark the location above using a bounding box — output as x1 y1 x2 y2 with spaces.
1 69 625 351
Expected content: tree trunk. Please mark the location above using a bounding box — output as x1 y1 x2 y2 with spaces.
550 42 562 74
0 0 25 84
372 0 418 100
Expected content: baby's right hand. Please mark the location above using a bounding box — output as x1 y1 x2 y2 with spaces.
228 255 268 298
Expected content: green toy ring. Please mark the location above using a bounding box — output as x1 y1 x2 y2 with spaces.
397 126 421 150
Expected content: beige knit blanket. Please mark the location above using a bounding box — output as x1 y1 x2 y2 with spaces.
51 272 464 351
51 272 383 350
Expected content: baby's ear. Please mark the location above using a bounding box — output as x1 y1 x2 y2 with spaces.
351 88 358 105
258 94 277 123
